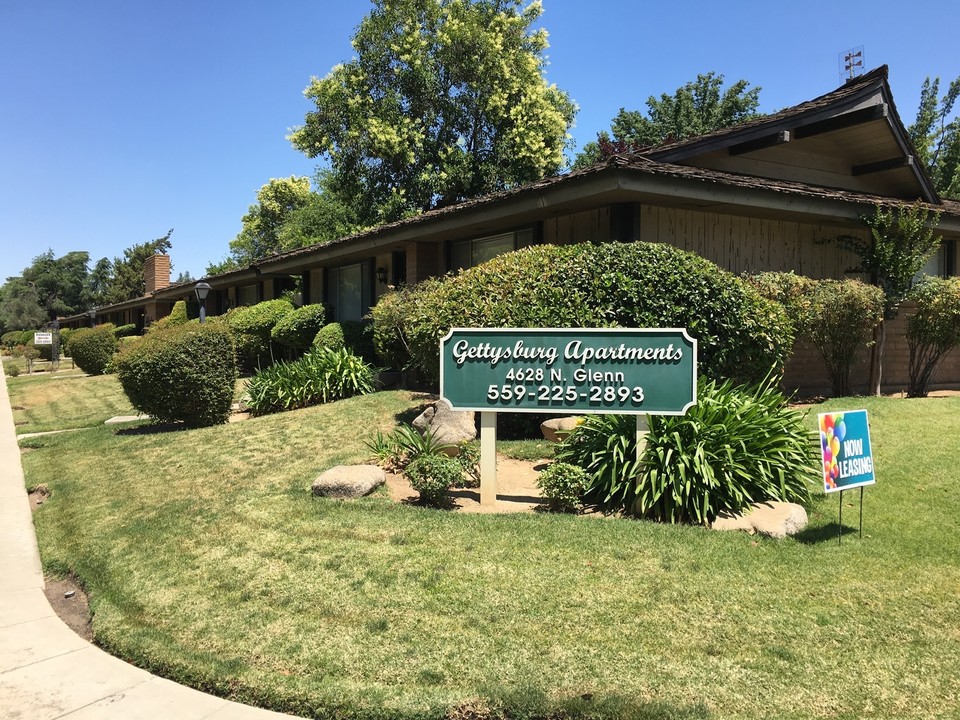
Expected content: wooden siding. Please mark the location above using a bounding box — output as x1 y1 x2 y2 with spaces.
638 206 865 279
542 207 611 246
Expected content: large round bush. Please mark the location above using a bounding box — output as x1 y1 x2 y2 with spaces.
372 242 792 384
65 324 117 375
225 299 294 371
114 323 237 427
271 303 328 352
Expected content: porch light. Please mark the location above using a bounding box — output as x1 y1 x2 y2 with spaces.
376 266 388 285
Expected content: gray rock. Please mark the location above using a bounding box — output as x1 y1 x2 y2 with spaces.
712 501 808 539
412 402 476 447
312 464 385 498
540 416 583 442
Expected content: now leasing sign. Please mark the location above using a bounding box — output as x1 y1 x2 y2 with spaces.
440 328 697 415
818 409 876 493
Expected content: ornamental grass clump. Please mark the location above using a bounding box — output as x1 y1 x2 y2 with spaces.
244 346 376 415
557 376 818 524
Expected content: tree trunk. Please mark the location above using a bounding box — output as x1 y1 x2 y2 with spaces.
868 320 885 396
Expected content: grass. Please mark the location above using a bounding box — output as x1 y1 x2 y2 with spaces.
8 370 137 433
15 373 960 719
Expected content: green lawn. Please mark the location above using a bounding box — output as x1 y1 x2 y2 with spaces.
15 373 960 720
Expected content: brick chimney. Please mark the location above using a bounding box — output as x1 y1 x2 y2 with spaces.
144 254 171 294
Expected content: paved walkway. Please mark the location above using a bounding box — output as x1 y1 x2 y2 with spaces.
0 372 301 719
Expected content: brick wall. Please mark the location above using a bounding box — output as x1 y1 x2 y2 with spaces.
143 254 171 293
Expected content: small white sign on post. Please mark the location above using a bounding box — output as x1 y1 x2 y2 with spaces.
33 332 53 345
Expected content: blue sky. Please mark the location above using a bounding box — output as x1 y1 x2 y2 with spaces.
2 0 958 283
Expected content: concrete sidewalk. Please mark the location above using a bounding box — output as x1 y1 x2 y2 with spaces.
0 372 301 719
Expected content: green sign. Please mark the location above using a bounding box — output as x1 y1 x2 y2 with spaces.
440 328 697 415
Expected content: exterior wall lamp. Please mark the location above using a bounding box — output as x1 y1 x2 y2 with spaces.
194 282 212 324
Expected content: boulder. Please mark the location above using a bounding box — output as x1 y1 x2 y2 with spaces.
312 465 385 498
712 501 808 539
540 416 583 443
412 402 476 447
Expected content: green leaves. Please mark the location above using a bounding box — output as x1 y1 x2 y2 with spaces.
289 0 576 225
243 347 376 415
557 376 818 524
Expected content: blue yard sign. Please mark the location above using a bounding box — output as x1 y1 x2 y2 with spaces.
818 409 875 493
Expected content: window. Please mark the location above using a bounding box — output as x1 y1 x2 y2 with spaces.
450 229 534 271
236 284 258 307
328 261 372 322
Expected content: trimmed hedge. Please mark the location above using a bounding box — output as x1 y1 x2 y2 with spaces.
65 325 117 375
271 303 328 351
907 276 960 397
113 323 237 427
225 299 294 371
313 321 376 363
373 242 793 384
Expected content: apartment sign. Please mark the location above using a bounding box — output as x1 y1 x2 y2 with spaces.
440 328 697 415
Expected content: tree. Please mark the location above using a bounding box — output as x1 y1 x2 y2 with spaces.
228 177 314 266
106 230 173 304
908 75 960 199
829 203 943 395
0 278 48 332
20 250 91 318
573 73 762 168
289 0 576 227
85 257 114 308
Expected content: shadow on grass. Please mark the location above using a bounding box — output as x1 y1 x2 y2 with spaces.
463 686 712 720
793 522 860 544
114 422 189 436
394 393 437 426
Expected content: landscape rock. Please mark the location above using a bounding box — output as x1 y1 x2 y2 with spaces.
540 416 583 443
412 402 476 447
712 501 808 539
312 465 385 498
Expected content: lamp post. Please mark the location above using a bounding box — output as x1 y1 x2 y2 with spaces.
194 282 212 324
87 309 96 328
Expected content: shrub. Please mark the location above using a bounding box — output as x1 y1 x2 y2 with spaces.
557 376 817 524
313 322 345 352
747 271 816 338
536 462 589 513
58 327 72 351
806 280 883 397
4 361 20 377
271 304 328 352
371 242 792 385
405 453 462 506
113 323 138 338
907 276 960 397
1 331 23 349
225 299 294 371
65 324 118 375
243 347 375 415
113 323 237 427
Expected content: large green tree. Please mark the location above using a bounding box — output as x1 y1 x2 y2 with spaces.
909 75 960 199
289 0 576 226
20 250 91 318
573 73 762 168
104 230 173 304
0 278 48 332
208 174 356 273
